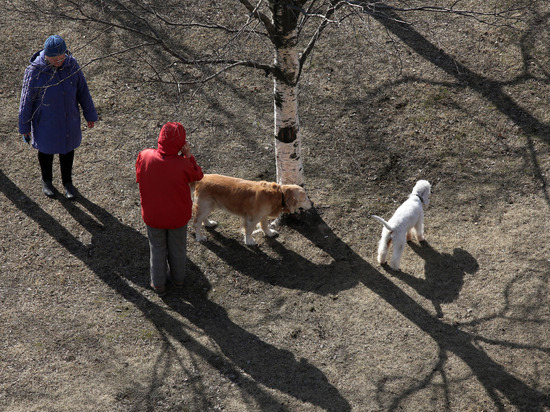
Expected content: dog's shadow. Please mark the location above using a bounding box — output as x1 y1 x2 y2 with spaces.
199 226 352 295
388 242 479 318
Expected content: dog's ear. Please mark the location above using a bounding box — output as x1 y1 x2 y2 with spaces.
422 190 430 206
417 181 431 206
283 187 298 213
424 186 431 206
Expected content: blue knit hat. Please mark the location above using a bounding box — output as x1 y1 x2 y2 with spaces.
44 35 67 57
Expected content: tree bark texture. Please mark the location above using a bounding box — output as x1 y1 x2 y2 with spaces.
271 1 304 186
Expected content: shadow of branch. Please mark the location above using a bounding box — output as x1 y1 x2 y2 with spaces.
368 5 550 206
0 170 350 411
285 208 550 411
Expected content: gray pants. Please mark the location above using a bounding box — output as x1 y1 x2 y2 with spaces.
146 224 187 288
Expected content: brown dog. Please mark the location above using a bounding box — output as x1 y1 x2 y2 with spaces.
193 174 313 245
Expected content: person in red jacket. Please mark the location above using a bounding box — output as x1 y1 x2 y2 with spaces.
136 122 203 296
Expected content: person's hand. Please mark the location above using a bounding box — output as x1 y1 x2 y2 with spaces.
22 134 30 144
87 121 95 129
181 142 191 158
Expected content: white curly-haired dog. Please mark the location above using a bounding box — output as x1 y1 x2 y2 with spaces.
372 180 431 271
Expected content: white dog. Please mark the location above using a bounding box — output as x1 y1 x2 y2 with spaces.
372 180 431 271
193 174 313 245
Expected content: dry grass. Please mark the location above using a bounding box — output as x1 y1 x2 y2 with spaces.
1 2 549 411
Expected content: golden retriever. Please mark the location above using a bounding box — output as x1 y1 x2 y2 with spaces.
193 174 313 245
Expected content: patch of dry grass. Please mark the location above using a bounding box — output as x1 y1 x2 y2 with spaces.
1 2 549 411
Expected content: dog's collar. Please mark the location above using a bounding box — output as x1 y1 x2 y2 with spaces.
415 194 424 204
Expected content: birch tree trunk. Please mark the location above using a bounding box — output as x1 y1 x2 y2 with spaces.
272 1 304 187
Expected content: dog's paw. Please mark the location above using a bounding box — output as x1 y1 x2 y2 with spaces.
269 218 279 227
380 261 401 273
204 219 218 228
377 256 387 265
265 229 279 238
195 233 207 242
244 237 257 246
255 228 278 237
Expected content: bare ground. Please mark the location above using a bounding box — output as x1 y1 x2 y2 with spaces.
1 2 549 411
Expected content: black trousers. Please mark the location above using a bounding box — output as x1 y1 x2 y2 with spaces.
38 150 74 185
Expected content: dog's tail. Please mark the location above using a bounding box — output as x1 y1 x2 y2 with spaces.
371 215 394 232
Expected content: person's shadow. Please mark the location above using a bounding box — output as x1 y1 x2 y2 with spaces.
163 265 351 411
0 169 351 412
389 242 479 317
3 169 549 411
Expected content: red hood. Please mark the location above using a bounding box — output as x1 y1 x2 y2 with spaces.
157 122 186 155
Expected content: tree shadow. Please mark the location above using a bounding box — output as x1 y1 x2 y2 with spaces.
164 267 351 411
281 208 548 411
201 228 359 295
0 169 350 411
369 5 550 206
375 346 452 411
388 242 479 318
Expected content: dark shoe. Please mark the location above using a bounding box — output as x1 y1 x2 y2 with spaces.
167 272 184 289
64 183 76 200
151 283 167 297
42 180 56 198
169 278 184 289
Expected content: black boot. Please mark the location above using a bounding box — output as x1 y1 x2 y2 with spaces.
63 183 76 200
42 180 56 198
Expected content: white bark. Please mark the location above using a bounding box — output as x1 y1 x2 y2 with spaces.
274 43 304 186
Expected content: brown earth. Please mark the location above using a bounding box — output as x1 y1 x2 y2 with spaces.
1 2 549 411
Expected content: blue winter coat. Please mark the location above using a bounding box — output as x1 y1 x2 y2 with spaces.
18 50 98 155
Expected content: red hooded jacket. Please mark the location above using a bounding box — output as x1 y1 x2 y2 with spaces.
136 122 203 229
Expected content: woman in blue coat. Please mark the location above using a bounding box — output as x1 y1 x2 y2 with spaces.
19 35 98 199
